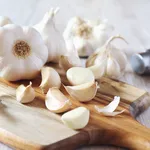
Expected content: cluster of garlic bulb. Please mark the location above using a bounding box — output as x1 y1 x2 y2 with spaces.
63 17 114 57
86 35 128 79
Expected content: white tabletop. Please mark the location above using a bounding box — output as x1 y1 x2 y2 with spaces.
0 0 150 149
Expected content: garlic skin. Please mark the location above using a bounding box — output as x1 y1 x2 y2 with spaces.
34 8 66 63
63 17 113 57
95 96 125 116
64 81 98 102
40 67 61 94
0 16 12 26
0 24 48 81
86 35 128 79
16 82 35 104
66 67 95 85
61 107 90 129
45 88 71 113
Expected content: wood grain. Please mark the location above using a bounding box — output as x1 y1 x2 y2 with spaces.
0 74 149 150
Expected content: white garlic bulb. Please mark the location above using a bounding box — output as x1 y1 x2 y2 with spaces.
86 35 128 79
34 8 66 63
0 16 12 27
16 82 35 104
0 24 48 81
63 17 114 57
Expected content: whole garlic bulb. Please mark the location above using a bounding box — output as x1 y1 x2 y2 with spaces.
63 17 114 57
34 8 66 63
0 16 12 27
0 24 48 81
86 35 128 79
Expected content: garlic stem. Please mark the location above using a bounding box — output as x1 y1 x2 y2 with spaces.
105 35 128 51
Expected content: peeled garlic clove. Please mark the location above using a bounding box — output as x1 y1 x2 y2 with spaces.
45 88 71 113
66 67 95 85
16 82 35 104
106 56 121 79
40 67 61 94
61 107 90 129
88 60 106 80
95 96 125 116
0 16 12 27
64 81 98 102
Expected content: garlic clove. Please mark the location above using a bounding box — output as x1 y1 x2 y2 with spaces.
45 87 71 113
95 96 125 116
64 81 98 102
59 55 81 71
66 67 95 86
106 56 121 79
87 60 106 80
61 107 90 129
0 16 12 27
40 67 61 94
16 82 35 104
110 46 128 72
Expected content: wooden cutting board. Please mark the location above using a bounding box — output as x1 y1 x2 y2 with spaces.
0 70 149 150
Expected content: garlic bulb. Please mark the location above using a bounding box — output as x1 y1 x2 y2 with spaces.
63 17 114 57
0 16 12 26
66 67 95 85
34 8 66 63
40 67 61 94
86 35 128 79
64 81 98 102
16 82 35 104
0 24 48 81
45 87 71 113
61 107 90 129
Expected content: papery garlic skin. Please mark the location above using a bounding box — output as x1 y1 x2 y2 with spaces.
63 17 113 57
64 81 98 102
67 67 95 85
86 35 128 79
45 87 71 113
16 82 35 104
0 24 48 81
61 107 90 129
0 16 12 27
40 67 61 94
34 8 66 63
95 96 125 116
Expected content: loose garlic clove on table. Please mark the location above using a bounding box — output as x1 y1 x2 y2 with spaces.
64 81 98 102
16 82 35 104
45 88 71 113
40 67 61 94
61 107 90 129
